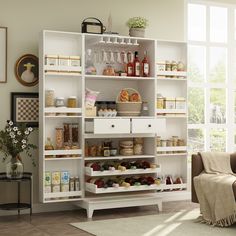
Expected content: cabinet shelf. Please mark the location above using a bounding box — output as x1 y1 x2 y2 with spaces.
156 71 187 77
156 77 187 81
156 114 187 118
84 155 156 161
44 190 82 199
85 167 161 177
86 183 187 194
45 157 82 161
85 75 155 81
156 109 186 114
86 183 159 194
44 107 82 114
85 116 156 120
156 146 187 152
44 149 82 156
156 153 187 157
84 133 156 139
45 71 82 77
44 65 82 74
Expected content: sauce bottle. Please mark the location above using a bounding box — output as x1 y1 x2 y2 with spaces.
133 51 141 77
142 51 150 77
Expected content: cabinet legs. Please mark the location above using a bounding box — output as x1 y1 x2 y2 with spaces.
86 207 94 218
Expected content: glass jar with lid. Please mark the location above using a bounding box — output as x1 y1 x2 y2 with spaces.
55 127 64 149
45 89 55 107
67 96 77 108
56 97 65 107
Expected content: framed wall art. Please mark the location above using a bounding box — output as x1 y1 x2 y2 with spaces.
0 27 7 83
11 92 39 127
15 54 39 87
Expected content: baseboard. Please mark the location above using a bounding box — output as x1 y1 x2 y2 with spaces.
0 202 79 216
158 190 191 202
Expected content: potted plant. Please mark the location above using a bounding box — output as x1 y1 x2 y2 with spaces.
126 17 148 38
0 120 37 179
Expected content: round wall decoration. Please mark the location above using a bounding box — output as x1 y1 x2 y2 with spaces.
15 54 39 87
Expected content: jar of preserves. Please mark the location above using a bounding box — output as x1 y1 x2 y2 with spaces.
55 127 64 149
166 139 173 154
67 96 77 108
172 136 178 146
45 89 55 107
55 97 65 107
177 61 185 71
89 145 97 157
157 96 164 109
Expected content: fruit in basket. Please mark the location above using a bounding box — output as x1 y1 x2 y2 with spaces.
130 92 140 102
119 90 129 102
146 176 155 185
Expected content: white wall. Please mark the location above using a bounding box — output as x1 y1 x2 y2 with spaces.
0 0 186 210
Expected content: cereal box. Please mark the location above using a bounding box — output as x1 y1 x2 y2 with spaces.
52 171 60 185
61 171 70 185
44 171 51 186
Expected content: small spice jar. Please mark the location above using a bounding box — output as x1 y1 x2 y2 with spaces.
55 127 64 149
178 139 185 146
156 136 161 147
70 56 81 67
55 97 65 107
67 96 77 108
171 61 178 71
157 94 164 109
165 61 171 71
177 61 185 71
45 55 58 66
58 55 70 67
161 139 167 154
172 136 178 146
45 89 55 107
157 61 166 71
175 97 186 110
165 97 176 109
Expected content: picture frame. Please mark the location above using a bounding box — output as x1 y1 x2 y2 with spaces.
15 54 39 87
11 92 39 127
0 27 7 83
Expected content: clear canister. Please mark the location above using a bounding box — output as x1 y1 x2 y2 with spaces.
45 89 55 107
55 127 64 149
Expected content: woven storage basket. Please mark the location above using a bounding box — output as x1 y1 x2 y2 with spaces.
116 88 142 116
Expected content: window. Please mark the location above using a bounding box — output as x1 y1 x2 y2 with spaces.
188 1 235 153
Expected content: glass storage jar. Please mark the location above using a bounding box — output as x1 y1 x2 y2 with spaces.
55 97 65 107
45 89 55 107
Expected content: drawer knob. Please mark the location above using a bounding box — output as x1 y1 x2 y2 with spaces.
148 124 152 127
111 124 115 128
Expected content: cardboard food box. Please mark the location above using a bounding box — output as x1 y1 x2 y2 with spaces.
52 171 61 185
44 171 51 186
85 106 97 117
61 171 70 185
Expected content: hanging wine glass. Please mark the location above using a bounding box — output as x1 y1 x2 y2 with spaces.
127 38 132 45
102 50 108 64
116 51 122 64
106 37 112 44
109 50 115 64
99 36 105 44
123 52 128 64
113 37 119 44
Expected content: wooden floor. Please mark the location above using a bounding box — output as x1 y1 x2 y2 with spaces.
0 201 198 236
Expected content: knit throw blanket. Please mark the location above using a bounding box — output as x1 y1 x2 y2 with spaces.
194 152 236 227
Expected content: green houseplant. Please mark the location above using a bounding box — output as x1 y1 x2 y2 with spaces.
126 17 148 38
0 120 37 179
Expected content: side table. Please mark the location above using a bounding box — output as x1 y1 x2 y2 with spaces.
0 172 33 216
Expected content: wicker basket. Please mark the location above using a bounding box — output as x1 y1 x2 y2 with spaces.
116 88 142 116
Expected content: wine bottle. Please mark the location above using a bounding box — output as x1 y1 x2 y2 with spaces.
127 52 134 76
133 51 141 77
142 51 150 77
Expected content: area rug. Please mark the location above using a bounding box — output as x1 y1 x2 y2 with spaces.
71 209 236 236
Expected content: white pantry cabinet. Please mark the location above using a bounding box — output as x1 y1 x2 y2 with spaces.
39 31 188 217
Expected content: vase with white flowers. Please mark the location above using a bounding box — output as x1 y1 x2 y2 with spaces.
0 120 37 179
126 17 148 38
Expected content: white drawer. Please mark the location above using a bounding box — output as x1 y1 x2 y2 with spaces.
131 118 166 134
94 119 130 134
132 119 156 133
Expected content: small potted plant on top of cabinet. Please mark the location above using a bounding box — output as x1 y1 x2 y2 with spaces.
126 17 148 38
